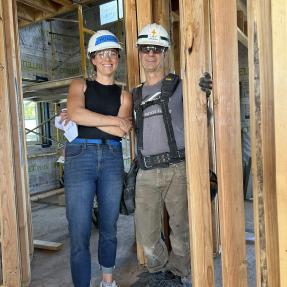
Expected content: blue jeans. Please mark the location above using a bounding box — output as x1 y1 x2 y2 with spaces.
64 142 124 287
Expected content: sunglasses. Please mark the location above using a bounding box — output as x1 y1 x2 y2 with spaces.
138 45 166 54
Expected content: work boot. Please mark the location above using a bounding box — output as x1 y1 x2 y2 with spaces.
99 280 119 287
181 276 192 287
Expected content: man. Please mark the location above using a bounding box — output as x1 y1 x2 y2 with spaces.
132 23 212 287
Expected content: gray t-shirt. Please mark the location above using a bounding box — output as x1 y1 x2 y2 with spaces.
139 79 185 156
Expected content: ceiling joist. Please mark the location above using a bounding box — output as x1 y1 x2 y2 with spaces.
17 0 60 14
49 0 73 6
16 3 35 22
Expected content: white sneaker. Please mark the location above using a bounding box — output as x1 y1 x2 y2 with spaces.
99 280 119 287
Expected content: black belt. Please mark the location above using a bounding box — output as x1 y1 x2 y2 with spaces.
139 149 185 170
72 138 121 146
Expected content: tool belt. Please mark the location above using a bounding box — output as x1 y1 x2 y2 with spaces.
139 149 185 170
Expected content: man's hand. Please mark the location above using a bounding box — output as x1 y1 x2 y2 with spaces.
199 72 212 97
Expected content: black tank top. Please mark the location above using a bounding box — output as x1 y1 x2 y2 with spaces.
78 80 122 140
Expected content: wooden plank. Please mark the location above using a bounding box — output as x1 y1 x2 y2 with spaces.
153 0 170 31
136 0 152 82
123 0 140 90
272 0 287 286
179 0 215 285
237 27 248 48
0 1 22 285
33 240 63 251
237 10 244 32
16 2 35 22
17 1 77 27
30 188 64 202
16 0 59 14
237 0 247 16
153 0 172 73
77 5 87 78
3 0 32 284
248 0 281 286
210 0 248 286
12 0 34 263
50 0 72 5
123 0 144 265
172 20 180 74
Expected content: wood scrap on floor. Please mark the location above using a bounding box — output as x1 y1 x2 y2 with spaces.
33 240 63 251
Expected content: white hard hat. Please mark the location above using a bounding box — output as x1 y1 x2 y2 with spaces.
137 23 170 48
87 30 122 56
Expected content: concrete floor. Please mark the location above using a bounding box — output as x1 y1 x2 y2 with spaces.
30 195 256 287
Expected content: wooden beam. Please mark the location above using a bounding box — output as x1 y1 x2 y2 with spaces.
237 27 248 48
179 0 215 285
0 1 22 285
210 0 248 286
248 0 281 285
77 5 87 78
16 2 35 22
2 0 31 285
49 0 72 5
237 0 247 16
124 0 140 90
17 0 59 14
136 0 152 82
272 0 287 286
153 0 172 73
18 2 76 27
123 0 143 264
30 188 64 202
153 0 170 30
13 0 34 262
33 240 63 251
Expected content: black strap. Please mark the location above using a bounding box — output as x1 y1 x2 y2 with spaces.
160 73 180 158
133 73 181 166
133 85 143 150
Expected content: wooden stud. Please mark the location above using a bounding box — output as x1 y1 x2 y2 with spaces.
248 0 281 285
210 0 248 286
153 0 172 73
237 10 244 32
3 0 32 284
179 0 215 285
136 0 152 82
124 0 140 91
0 1 22 285
77 5 87 78
272 0 287 285
172 20 180 74
123 0 144 265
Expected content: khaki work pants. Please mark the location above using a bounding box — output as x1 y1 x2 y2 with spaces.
135 161 191 277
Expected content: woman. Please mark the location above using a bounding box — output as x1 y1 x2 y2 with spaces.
64 30 132 287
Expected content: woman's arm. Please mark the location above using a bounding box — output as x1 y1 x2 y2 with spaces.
97 90 133 137
67 79 129 128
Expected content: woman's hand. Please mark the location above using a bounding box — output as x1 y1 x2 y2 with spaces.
118 117 133 134
60 109 70 126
